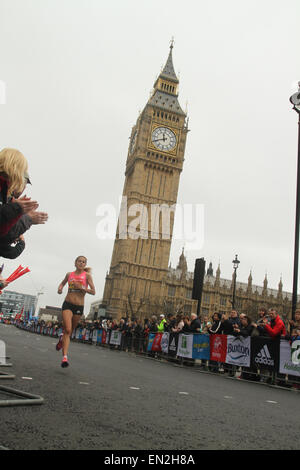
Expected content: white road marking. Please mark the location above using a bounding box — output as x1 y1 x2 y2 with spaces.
130 387 140 390
224 396 233 399
266 400 278 404
22 377 32 380
179 392 189 395
79 382 89 385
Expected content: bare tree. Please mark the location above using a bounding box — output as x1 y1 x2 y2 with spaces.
127 292 149 320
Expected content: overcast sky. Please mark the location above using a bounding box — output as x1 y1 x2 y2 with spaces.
0 0 300 315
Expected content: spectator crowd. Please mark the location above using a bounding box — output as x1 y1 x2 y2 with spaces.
14 306 300 343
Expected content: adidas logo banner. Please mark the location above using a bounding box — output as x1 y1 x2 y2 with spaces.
250 337 279 371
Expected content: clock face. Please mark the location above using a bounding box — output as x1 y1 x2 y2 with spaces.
151 127 176 152
290 90 300 110
130 130 137 154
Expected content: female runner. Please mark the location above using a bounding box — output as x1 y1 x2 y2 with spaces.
57 255 95 367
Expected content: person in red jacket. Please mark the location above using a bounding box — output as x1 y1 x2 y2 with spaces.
263 308 286 338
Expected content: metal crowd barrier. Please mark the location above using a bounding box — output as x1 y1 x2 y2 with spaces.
0 385 44 407
13 322 300 390
0 323 44 407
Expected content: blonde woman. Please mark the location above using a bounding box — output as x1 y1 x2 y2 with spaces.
0 148 40 235
0 148 48 255
57 256 96 368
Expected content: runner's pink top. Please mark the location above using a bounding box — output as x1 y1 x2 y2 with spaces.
68 271 88 292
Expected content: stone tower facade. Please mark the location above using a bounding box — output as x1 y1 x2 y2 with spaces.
102 45 189 319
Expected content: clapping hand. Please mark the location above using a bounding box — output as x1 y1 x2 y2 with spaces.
12 195 39 214
27 210 48 225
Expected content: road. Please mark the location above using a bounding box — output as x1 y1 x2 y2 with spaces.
0 323 299 451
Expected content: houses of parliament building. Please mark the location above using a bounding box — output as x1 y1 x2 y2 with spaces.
89 44 296 323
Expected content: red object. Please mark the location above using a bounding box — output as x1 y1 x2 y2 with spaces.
5 265 30 284
102 330 107 344
5 265 23 282
210 334 227 363
151 333 163 352
264 316 287 338
15 308 24 321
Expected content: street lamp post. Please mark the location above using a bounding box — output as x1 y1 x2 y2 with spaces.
232 254 240 310
290 84 300 320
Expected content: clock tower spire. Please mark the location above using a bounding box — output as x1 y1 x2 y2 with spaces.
102 44 189 320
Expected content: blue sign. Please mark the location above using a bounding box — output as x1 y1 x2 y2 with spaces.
192 334 210 360
97 329 103 343
147 333 156 351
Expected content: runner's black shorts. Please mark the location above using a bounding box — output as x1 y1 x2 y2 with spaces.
62 301 84 316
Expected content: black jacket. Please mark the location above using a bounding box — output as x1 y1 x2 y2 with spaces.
0 239 25 259
134 324 144 337
189 318 201 332
208 317 222 334
149 321 158 333
0 214 32 244
0 176 24 237
221 320 234 335
233 324 254 337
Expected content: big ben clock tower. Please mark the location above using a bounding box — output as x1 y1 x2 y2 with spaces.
102 43 189 319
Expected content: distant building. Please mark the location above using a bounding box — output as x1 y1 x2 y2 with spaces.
0 290 37 316
87 300 108 321
164 254 299 322
91 251 300 323
38 306 62 323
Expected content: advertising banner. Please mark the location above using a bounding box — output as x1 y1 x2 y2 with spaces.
192 334 210 360
225 335 251 367
161 333 169 354
210 335 227 363
147 334 155 351
279 339 300 377
168 333 179 357
147 333 163 352
104 329 110 344
92 329 97 343
110 330 122 346
250 337 279 371
96 329 103 344
152 333 163 351
177 334 194 358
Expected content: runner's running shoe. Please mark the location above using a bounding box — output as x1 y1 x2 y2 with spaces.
61 356 69 368
56 334 63 351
